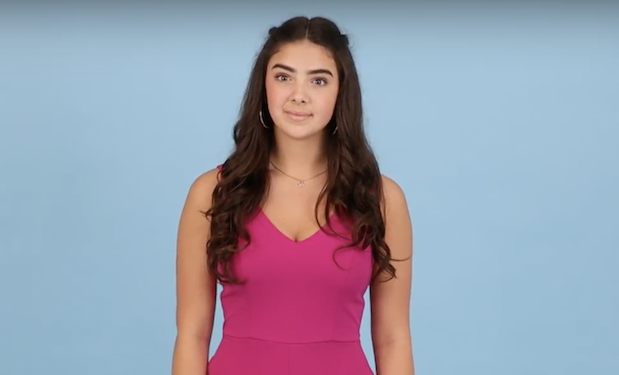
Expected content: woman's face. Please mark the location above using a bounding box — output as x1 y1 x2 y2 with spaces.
264 40 340 140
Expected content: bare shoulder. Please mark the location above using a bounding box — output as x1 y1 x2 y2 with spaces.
380 174 413 258
184 167 221 209
381 175 408 218
193 167 221 189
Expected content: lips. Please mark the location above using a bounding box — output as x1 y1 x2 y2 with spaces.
285 110 311 117
284 110 312 122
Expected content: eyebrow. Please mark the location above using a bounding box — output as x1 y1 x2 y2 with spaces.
271 63 334 77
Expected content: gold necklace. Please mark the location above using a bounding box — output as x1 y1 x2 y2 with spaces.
269 161 327 187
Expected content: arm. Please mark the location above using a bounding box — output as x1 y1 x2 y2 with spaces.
171 169 220 375
370 175 415 375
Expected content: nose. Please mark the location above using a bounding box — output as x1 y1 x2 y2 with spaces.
290 81 308 104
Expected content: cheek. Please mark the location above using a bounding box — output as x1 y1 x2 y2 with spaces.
315 91 338 120
265 81 286 107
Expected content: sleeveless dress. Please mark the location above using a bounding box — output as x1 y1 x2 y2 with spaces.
207 166 375 375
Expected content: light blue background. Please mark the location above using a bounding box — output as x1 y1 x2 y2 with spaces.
1 2 617 375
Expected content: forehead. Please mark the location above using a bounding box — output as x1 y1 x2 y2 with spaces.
268 40 337 72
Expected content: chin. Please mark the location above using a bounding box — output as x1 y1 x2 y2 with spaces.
277 124 325 140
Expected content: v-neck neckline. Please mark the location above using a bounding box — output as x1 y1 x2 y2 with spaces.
258 207 337 245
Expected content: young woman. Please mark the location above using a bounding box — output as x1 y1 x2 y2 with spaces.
171 16 414 375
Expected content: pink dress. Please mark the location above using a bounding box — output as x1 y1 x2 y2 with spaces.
207 169 375 375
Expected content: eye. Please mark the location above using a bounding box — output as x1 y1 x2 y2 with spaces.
313 77 328 86
275 74 290 82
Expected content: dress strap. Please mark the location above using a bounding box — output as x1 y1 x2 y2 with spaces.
216 164 224 181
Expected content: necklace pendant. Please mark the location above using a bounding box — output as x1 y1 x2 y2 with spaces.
298 181 305 187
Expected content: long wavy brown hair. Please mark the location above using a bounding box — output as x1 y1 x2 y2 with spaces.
205 16 397 285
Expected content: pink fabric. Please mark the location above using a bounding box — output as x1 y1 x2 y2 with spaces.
207 196 375 374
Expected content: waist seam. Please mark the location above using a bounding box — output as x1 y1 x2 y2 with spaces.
223 333 360 345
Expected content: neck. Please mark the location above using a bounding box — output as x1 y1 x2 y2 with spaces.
270 134 328 177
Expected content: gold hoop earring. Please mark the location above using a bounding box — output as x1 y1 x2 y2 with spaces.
259 110 269 129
